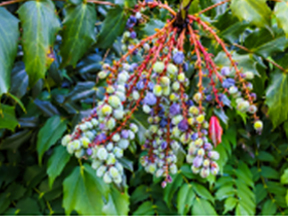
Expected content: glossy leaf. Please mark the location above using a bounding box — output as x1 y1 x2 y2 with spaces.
60 3 96 67
102 186 130 215
266 72 288 127
47 146 71 188
36 115 67 163
177 184 195 215
0 104 19 131
230 0 271 28
96 6 127 49
0 8 19 96
63 164 109 215
18 0 60 85
274 0 288 37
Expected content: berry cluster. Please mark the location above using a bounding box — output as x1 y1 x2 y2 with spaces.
61 1 263 187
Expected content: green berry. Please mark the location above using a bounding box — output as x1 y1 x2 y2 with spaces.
81 137 90 148
153 84 162 97
254 120 263 131
97 147 108 161
103 172 112 183
101 104 112 116
167 63 178 75
153 61 165 73
62 135 72 146
109 166 120 178
244 71 254 80
177 73 185 82
98 71 109 79
108 95 121 108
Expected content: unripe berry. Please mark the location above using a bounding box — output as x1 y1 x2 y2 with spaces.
196 114 205 124
235 97 244 104
143 43 150 51
180 133 190 144
113 147 123 158
106 142 114 151
115 162 124 174
229 86 238 95
123 31 131 39
169 93 178 101
98 71 109 79
97 147 108 161
200 168 210 178
172 126 181 137
188 117 195 125
153 61 165 73
177 73 185 82
118 139 129 149
79 124 87 131
112 133 120 142
191 165 200 174
195 138 203 147
160 76 170 86
147 163 157 174
172 81 180 91
113 176 122 184
130 123 138 133
62 135 72 146
72 140 81 150
135 11 142 19
186 154 194 163
117 73 128 84
244 71 254 80
92 160 101 170
109 166 120 179
197 148 205 157
172 115 183 125
189 106 199 115
103 172 112 183
101 104 112 116
108 95 121 108
96 165 106 177
162 86 171 96
153 85 162 97
132 90 140 100
193 156 203 168
81 137 90 148
203 159 210 167
254 120 263 131
156 169 164 178
113 109 124 120
75 149 85 158
248 105 257 114
170 164 178 174
193 92 202 103
106 118 116 130
237 100 250 113
208 151 220 160
167 63 178 75
67 143 74 154
106 153 116 165
221 67 231 76
143 104 151 114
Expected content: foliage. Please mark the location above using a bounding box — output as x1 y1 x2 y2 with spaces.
0 0 288 215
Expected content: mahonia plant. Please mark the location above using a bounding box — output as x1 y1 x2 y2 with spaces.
61 0 263 187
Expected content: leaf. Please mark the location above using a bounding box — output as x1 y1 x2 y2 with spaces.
0 8 19 96
192 198 217 215
177 184 195 215
261 199 277 215
244 27 288 58
274 0 288 37
36 115 67 163
261 166 279 179
102 186 130 215
0 130 32 150
192 182 214 204
0 104 19 131
223 197 238 214
63 164 109 215
286 190 288 206
131 185 150 204
266 72 288 127
257 151 275 162
6 93 26 113
47 145 71 188
132 201 154 215
281 169 288 184
230 0 271 29
18 0 60 86
60 3 96 67
163 174 184 208
140 19 165 36
10 62 29 99
0 194 10 214
215 185 235 201
16 197 40 214
34 98 60 117
96 6 127 49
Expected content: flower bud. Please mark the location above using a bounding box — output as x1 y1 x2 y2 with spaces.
160 76 170 86
189 106 199 115
195 138 203 147
92 160 101 170
106 142 114 151
197 148 205 157
191 165 200 174
248 105 257 114
143 43 150 51
170 164 178 174
193 156 203 168
75 149 85 158
237 100 250 113
113 109 125 119
156 169 164 178
172 81 180 91
162 86 171 96
143 104 151 114
193 92 202 103
113 147 123 158
106 117 116 130
186 154 194 163
108 95 121 108
229 86 238 95
203 159 210 167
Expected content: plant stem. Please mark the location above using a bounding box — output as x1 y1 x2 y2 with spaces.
198 0 230 15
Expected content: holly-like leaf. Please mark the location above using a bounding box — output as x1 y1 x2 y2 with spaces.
274 0 288 37
18 0 60 86
63 164 109 215
192 198 217 215
47 145 71 188
36 115 67 163
230 0 271 29
60 3 96 67
266 72 288 127
244 27 288 58
96 6 127 49
102 186 130 215
0 104 19 131
177 184 195 215
0 8 19 96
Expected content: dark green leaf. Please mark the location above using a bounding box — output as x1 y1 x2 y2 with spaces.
63 164 109 215
60 3 96 67
0 104 19 131
0 8 19 96
192 182 214 204
18 0 60 85
0 130 32 150
132 201 154 215
266 72 288 127
96 6 127 49
47 145 71 188
192 198 217 215
261 199 277 215
37 115 67 163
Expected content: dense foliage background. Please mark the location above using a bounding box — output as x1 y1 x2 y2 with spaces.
1 0 288 215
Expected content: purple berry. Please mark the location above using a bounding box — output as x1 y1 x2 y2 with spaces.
160 119 168 128
193 156 203 168
191 133 198 141
221 67 230 76
170 103 181 116
183 62 188 71
144 92 157 106
121 130 129 139
130 31 137 39
86 148 92 155
173 51 185 64
222 78 235 89
178 119 188 131
161 141 167 150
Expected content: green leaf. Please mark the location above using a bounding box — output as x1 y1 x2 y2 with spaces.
286 190 288 206
281 169 288 184
177 184 195 215
257 151 275 162
18 0 60 86
192 182 214 204
63 164 109 215
102 186 130 215
230 0 271 29
6 93 26 113
133 201 154 215
47 145 71 188
36 115 67 163
266 72 288 127
140 19 165 36
192 198 217 215
0 8 19 96
131 185 150 204
224 197 238 214
60 3 96 67
261 199 277 215
163 174 184 208
274 0 288 37
0 104 19 131
215 185 235 201
0 194 10 214
96 6 127 49
244 27 288 58
261 166 279 179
